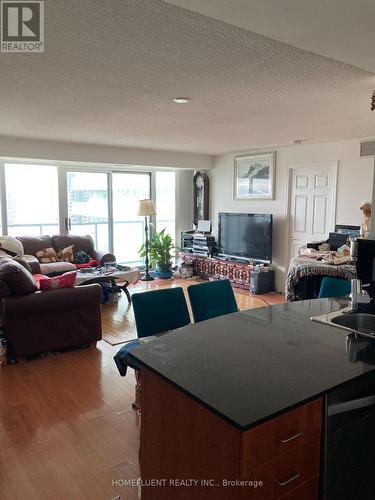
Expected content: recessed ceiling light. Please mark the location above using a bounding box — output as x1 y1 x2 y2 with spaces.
173 97 191 104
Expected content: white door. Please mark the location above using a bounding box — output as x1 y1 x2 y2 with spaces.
287 162 337 261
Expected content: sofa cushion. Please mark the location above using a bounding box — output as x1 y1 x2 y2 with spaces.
16 235 53 255
0 280 12 300
22 254 41 274
13 256 33 273
0 257 37 294
52 235 94 254
39 262 76 274
39 271 77 291
35 247 59 263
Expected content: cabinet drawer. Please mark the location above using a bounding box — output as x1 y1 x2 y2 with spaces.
241 397 322 475
240 437 320 500
279 474 319 500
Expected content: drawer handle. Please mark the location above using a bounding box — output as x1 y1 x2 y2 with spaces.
275 472 300 487
278 431 303 444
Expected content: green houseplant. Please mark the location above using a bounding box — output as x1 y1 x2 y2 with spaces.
139 228 174 279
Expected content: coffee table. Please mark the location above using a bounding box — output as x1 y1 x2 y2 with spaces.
75 268 140 303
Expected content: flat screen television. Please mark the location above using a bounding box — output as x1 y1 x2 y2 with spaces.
218 212 272 263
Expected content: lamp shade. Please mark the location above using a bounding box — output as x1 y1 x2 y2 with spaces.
137 199 156 216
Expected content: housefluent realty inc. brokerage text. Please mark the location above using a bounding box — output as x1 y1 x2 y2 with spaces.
112 478 264 489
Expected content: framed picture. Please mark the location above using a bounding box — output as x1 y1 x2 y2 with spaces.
233 152 275 200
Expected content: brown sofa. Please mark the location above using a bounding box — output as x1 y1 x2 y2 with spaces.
0 257 103 360
16 234 116 275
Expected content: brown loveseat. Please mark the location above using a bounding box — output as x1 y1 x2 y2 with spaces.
16 234 116 275
0 257 103 360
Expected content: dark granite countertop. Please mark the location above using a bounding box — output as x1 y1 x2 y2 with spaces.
128 298 375 430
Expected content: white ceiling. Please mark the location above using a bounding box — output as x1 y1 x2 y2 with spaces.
0 0 374 156
165 0 375 74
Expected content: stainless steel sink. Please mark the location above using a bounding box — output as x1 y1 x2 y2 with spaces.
311 310 375 339
331 314 375 336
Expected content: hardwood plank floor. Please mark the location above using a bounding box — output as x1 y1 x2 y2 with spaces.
0 279 284 499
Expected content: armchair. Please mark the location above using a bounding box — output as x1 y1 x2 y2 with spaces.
0 256 103 360
4 285 103 360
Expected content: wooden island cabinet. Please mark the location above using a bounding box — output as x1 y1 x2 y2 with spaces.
140 368 322 500
129 299 375 500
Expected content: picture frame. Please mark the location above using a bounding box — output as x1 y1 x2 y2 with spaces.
233 152 275 200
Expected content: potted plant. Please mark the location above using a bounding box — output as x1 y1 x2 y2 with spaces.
139 228 174 279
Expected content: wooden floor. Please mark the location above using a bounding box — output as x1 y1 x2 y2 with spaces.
0 279 284 500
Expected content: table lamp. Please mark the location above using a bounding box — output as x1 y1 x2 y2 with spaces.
137 199 156 281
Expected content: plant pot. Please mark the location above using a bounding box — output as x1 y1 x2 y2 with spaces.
156 263 173 279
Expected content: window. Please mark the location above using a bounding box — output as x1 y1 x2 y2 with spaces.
67 171 109 251
1 164 177 267
112 172 151 264
155 171 176 242
5 164 59 236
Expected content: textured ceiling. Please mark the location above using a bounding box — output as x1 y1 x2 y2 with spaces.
165 0 375 73
0 0 374 155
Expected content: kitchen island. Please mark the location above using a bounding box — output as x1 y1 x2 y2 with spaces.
129 299 375 500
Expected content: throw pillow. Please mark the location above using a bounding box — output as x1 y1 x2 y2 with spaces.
33 273 47 289
58 245 75 262
0 236 24 257
39 271 77 291
74 250 91 264
35 247 59 263
0 257 38 294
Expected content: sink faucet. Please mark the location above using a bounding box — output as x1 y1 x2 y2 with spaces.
349 279 371 311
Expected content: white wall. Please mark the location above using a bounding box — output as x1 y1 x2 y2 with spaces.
209 138 374 291
0 136 213 170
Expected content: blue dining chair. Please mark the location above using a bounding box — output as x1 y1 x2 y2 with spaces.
114 287 191 408
187 279 239 323
318 277 351 299
132 287 191 338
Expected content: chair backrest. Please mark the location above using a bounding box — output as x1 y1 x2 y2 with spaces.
318 277 351 299
187 279 238 323
132 287 190 338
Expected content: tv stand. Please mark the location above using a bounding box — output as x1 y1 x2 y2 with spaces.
180 253 275 293
179 253 248 290
219 256 250 264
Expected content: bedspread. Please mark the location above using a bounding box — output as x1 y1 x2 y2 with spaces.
286 256 356 301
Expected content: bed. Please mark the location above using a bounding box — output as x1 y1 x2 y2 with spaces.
285 255 356 301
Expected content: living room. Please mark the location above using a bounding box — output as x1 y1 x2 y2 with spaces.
1 1 375 499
